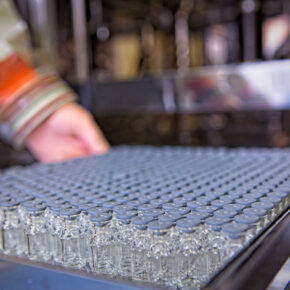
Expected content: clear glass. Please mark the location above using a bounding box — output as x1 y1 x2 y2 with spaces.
24 209 49 261
42 208 56 262
147 229 173 285
207 230 227 276
2 205 27 256
101 214 120 276
0 209 3 253
262 209 274 227
243 221 262 243
175 227 202 289
131 226 151 282
62 214 87 269
224 234 246 259
117 221 134 277
50 213 64 264
89 222 112 274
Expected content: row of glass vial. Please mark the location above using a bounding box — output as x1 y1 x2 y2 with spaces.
0 196 288 289
0 207 241 289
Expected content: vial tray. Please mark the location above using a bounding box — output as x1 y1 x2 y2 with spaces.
0 146 289 289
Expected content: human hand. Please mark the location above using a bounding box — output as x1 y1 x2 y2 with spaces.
25 103 110 163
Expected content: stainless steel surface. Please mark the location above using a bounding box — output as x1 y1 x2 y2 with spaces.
71 0 89 81
161 76 176 113
241 0 258 61
268 257 290 289
78 60 290 114
0 259 157 290
0 254 157 290
27 0 58 70
176 60 290 112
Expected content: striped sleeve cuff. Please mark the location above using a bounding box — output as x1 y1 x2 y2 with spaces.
0 74 76 149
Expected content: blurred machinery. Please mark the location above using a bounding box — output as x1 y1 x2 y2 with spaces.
13 0 290 80
1 0 290 168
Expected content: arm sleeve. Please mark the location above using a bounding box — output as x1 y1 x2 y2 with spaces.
0 1 76 149
0 50 77 149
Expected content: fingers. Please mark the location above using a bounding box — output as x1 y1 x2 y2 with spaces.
42 141 89 163
25 103 110 163
27 127 90 163
51 103 110 155
74 116 110 155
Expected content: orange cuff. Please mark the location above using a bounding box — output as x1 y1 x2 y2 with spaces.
0 53 37 106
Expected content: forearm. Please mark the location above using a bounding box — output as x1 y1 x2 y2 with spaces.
0 0 109 162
